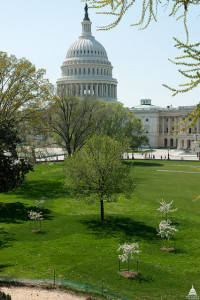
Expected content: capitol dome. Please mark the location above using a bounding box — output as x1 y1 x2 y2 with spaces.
56 5 118 102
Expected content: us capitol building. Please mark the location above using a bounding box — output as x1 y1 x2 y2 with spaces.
131 99 200 151
56 5 118 102
57 5 200 151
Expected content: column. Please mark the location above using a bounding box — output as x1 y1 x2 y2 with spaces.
168 117 171 135
95 84 98 96
91 83 93 95
101 84 103 98
162 117 165 135
197 117 200 133
105 84 108 98
86 83 88 95
80 84 83 97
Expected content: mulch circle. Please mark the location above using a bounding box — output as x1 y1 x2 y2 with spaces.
161 247 174 251
120 271 138 278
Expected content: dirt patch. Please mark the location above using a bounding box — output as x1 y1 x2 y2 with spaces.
161 247 174 251
0 286 87 300
120 271 138 278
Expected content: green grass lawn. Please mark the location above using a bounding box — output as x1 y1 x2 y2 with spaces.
0 160 200 299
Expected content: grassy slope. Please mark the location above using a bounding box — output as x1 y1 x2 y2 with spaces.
0 160 200 299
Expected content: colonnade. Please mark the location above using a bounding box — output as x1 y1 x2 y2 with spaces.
159 116 200 135
62 82 117 99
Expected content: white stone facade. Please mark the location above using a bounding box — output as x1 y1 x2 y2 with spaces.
57 8 118 102
131 99 200 150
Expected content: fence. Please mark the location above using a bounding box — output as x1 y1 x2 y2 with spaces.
0 276 131 300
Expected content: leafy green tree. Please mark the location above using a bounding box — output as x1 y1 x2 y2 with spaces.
0 119 33 193
0 51 53 122
100 102 148 150
47 92 108 156
65 134 134 221
0 51 55 160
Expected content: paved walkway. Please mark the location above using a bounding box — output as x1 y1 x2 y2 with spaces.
124 149 200 162
34 148 200 162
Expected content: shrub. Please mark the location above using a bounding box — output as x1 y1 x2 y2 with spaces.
0 291 12 300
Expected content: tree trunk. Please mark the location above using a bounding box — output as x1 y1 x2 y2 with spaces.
100 199 104 221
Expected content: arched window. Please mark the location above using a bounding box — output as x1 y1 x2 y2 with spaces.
88 68 90 75
83 68 86 74
75 69 77 75
92 68 95 74
79 68 81 75
97 68 99 75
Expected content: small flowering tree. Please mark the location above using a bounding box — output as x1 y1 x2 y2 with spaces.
28 210 43 231
117 242 141 273
35 197 45 208
157 199 178 220
157 219 178 249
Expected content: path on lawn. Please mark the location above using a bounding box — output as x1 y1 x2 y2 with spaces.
0 286 87 300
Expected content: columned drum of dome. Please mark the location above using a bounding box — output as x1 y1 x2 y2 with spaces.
56 5 118 102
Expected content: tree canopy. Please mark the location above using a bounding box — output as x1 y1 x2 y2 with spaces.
100 102 148 150
48 91 147 155
0 119 33 193
0 51 54 122
47 93 107 156
0 51 55 161
65 134 134 221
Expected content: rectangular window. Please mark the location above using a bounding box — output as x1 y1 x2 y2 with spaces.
88 68 90 74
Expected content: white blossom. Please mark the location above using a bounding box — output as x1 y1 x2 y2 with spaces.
157 219 178 240
157 199 178 216
35 197 45 207
28 210 43 221
117 242 141 262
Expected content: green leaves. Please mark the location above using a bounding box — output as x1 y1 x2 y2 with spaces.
65 134 134 220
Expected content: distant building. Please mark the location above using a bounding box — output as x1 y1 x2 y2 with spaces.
56 5 118 102
130 99 200 150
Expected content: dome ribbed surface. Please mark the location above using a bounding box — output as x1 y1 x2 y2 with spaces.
66 37 108 59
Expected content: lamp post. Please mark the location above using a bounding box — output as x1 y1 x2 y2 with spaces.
168 148 170 160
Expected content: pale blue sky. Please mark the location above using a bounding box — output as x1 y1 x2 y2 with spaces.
0 0 199 108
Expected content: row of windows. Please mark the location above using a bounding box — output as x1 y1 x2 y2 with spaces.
68 49 106 57
64 67 112 76
64 60 111 65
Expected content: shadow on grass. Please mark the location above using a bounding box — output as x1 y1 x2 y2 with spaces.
132 162 164 167
81 216 159 242
0 228 15 249
0 264 13 273
0 202 52 224
172 248 187 254
13 180 65 200
128 273 154 283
